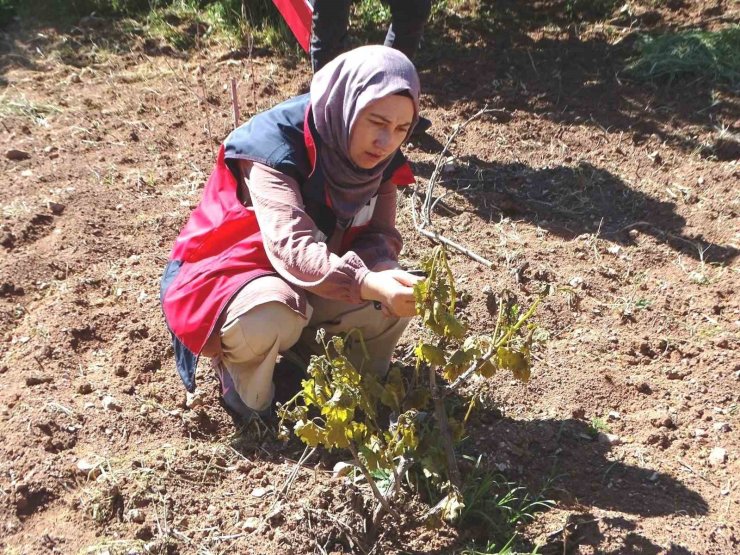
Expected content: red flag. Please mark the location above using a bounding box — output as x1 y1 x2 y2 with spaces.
272 0 313 53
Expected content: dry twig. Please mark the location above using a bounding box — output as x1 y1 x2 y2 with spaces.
411 107 502 268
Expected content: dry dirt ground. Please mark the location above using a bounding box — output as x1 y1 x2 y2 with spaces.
1 1 739 553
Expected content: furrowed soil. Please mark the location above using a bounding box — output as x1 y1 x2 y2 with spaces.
1 1 738 553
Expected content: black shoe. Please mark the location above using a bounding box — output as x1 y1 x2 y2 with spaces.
412 115 432 137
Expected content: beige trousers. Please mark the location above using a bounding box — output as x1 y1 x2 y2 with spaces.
218 276 410 411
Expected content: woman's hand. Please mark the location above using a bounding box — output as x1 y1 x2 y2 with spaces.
360 269 423 318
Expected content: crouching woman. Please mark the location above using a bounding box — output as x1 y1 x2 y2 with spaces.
160 45 422 420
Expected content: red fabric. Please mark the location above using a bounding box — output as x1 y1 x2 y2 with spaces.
391 161 415 186
271 0 313 52
303 106 317 174
163 146 275 353
339 223 369 253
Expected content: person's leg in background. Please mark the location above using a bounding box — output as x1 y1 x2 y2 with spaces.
383 0 433 135
310 0 353 72
382 0 432 61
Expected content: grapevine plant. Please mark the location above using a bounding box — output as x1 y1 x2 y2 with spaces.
277 246 542 526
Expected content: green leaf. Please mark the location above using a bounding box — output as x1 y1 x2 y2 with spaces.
329 335 346 355
347 421 368 443
432 300 445 324
438 489 465 523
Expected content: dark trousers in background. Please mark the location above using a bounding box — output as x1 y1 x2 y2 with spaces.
310 0 432 72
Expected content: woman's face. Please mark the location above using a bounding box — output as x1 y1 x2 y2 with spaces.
349 94 415 169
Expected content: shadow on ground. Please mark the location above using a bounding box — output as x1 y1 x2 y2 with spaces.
411 0 739 160
214 367 708 554
453 413 708 554
410 156 738 264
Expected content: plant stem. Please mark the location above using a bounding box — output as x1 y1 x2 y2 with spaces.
348 444 399 523
428 363 462 488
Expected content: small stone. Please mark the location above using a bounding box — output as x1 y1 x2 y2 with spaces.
5 149 31 161
47 202 65 215
597 433 622 446
713 422 730 433
139 403 152 415
69 73 82 84
114 365 128 377
102 395 121 411
628 229 640 239
76 459 101 479
708 447 727 466
649 411 674 429
715 338 729 349
77 383 93 395
25 375 53 386
332 461 354 478
569 276 584 288
636 382 652 394
236 460 253 474
693 428 707 438
127 508 146 523
251 486 270 498
607 411 621 421
185 389 206 409
242 516 260 531
135 524 153 540
665 367 689 380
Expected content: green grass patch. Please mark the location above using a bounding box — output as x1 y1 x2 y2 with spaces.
587 417 610 437
626 26 740 87
353 0 391 27
1 0 297 53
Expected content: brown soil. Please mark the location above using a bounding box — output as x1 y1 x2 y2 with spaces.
1 1 738 553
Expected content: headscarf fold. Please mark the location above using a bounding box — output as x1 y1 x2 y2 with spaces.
310 45 420 224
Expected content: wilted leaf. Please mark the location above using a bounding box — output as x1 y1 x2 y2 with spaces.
404 387 430 411
415 343 446 366
443 313 466 339
294 420 324 447
497 347 530 382
478 359 496 378
380 367 406 412
427 488 465 525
